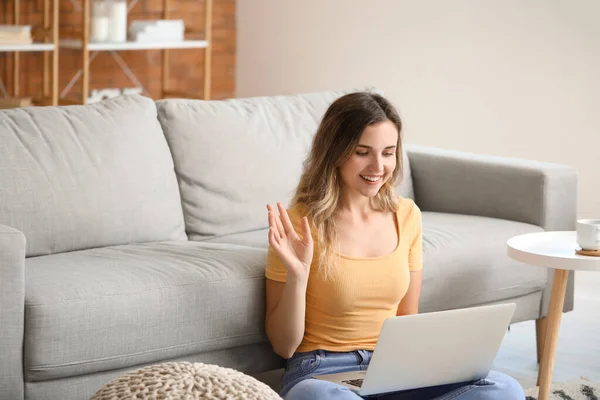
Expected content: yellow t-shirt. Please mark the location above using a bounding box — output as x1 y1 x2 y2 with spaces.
265 197 423 353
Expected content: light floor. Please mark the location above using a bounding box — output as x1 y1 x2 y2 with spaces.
494 270 600 389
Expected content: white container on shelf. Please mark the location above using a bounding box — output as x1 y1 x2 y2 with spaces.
107 0 127 42
129 19 185 42
90 0 109 42
0 25 32 34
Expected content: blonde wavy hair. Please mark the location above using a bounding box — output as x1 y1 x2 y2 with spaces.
290 92 404 279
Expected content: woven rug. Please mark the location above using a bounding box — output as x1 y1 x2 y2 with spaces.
524 378 600 400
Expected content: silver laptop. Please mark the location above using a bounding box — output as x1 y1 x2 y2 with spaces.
313 303 516 397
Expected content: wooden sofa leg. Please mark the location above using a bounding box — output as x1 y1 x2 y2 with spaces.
536 317 548 364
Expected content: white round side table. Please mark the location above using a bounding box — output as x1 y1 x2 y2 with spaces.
507 231 600 400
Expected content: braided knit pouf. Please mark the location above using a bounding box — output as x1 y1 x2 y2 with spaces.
90 362 282 400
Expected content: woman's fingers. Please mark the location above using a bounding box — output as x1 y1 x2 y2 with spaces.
266 206 276 237
274 213 286 240
300 216 313 245
277 202 299 240
268 225 279 248
267 204 286 240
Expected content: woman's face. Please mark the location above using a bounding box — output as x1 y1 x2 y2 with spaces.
338 120 398 199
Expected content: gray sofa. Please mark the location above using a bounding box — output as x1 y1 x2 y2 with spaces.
0 89 577 400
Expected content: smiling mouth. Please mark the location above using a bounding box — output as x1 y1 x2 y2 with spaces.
360 175 382 183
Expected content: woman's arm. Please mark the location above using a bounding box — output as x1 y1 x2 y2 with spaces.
264 203 314 359
399 201 423 316
265 278 308 359
396 270 422 316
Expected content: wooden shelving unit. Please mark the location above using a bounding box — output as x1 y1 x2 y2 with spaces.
59 39 208 51
0 43 55 51
59 0 213 105
0 0 59 106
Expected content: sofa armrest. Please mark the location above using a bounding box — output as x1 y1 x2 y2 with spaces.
0 224 26 400
406 144 578 316
406 144 577 231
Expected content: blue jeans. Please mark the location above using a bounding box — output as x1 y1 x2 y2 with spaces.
280 350 525 400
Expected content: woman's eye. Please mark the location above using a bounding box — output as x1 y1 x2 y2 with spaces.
355 151 395 157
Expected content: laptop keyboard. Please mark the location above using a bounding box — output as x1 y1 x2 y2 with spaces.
342 378 364 388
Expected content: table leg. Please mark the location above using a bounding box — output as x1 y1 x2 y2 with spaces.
537 268 569 400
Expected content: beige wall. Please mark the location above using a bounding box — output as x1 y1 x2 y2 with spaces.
236 0 599 219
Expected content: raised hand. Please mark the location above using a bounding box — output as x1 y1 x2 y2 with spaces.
267 202 314 283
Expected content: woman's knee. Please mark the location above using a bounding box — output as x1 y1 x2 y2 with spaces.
481 371 525 399
283 379 362 400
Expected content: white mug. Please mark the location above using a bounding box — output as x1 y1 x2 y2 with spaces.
576 219 600 251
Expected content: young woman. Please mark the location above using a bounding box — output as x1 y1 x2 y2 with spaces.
265 92 525 400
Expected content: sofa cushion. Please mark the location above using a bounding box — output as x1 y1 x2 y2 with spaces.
0 95 186 257
419 212 547 312
204 229 269 249
156 88 414 240
24 241 269 381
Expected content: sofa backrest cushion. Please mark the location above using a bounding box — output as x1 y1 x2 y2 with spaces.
156 88 414 240
0 95 186 257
